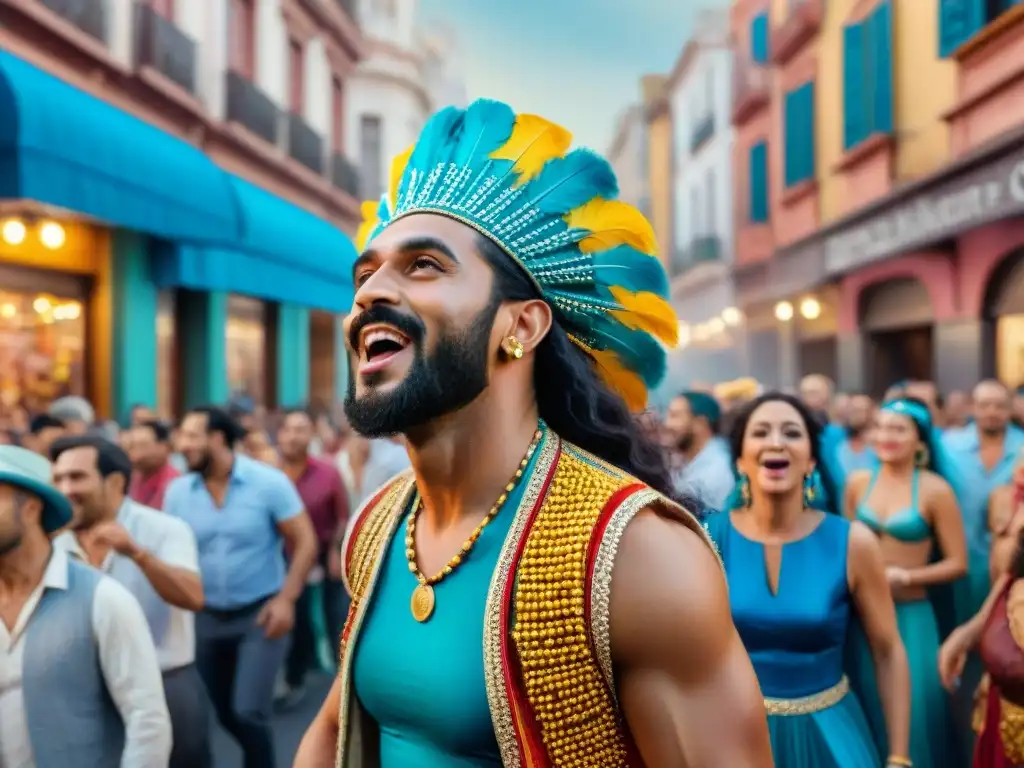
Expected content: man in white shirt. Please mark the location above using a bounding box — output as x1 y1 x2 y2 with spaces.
51 435 209 768
0 445 171 767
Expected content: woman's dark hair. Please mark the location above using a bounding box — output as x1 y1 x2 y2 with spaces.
1012 528 1024 580
477 235 687 506
879 395 952 479
727 391 841 515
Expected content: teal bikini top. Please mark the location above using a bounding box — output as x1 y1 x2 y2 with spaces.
855 468 931 543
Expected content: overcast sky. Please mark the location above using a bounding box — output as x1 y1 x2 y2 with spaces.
417 0 730 153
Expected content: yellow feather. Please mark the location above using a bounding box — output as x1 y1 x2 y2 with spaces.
564 198 658 254
355 200 380 252
489 114 572 185
590 349 648 412
388 145 413 211
608 286 680 347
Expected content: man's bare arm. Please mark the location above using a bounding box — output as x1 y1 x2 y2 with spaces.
294 676 342 768
612 509 772 767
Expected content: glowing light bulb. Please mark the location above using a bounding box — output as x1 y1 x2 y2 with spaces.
800 297 821 320
39 222 66 250
774 301 794 322
2 220 26 246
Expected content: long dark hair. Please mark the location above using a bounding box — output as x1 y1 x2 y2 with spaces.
477 235 680 503
727 391 841 515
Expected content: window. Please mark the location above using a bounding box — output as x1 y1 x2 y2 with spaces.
150 0 175 19
0 289 87 414
228 0 256 77
226 296 266 408
706 170 717 235
360 115 384 199
784 82 815 187
750 12 769 63
156 291 175 419
749 141 769 223
331 76 344 152
842 0 893 150
939 0 1022 56
289 39 304 114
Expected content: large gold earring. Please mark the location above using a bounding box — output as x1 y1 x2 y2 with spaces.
915 445 930 468
504 336 524 360
738 472 751 507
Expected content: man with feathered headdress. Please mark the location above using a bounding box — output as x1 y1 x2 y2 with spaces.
295 100 771 767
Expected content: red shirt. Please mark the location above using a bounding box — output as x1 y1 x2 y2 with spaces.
292 456 349 549
129 463 180 510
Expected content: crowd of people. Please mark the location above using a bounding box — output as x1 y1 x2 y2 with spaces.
0 393 408 768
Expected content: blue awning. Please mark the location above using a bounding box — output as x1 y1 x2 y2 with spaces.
154 175 358 312
0 50 240 243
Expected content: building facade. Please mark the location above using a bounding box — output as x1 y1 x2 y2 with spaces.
731 0 1024 395
1 0 367 419
606 105 648 211
345 0 466 202
664 9 741 392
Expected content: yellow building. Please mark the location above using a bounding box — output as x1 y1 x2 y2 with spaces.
640 74 674 269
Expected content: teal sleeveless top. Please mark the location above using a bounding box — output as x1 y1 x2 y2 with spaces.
352 448 541 767
856 468 931 543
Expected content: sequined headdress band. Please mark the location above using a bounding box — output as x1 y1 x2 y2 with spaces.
355 99 678 411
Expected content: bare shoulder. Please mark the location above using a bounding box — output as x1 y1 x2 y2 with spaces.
846 469 872 493
610 506 730 666
920 470 957 510
848 519 884 564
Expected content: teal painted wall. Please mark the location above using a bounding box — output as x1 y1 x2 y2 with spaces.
110 230 158 423
277 304 310 407
179 290 229 407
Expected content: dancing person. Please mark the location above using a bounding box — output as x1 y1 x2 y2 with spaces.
166 406 317 768
0 445 171 766
845 396 967 768
295 98 772 767
940 523 1024 766
50 435 211 768
706 392 911 767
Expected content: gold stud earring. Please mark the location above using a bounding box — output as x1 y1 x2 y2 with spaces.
505 336 524 360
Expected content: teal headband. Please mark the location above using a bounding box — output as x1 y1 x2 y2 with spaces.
683 391 721 424
880 398 931 430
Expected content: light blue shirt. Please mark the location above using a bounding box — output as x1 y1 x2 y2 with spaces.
944 424 1024 561
674 439 735 512
836 438 878 476
164 454 304 610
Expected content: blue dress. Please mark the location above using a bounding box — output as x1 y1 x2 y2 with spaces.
707 511 881 767
850 467 956 768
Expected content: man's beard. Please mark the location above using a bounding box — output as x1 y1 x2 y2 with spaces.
344 299 499 438
676 430 694 453
189 450 212 476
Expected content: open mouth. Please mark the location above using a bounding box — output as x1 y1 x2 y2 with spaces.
359 325 411 375
761 458 790 471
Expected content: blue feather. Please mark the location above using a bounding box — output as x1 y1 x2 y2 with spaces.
454 100 516 166
406 107 463 175
585 323 667 387
529 150 618 214
592 246 670 298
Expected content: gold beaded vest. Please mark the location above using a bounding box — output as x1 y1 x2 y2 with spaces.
337 429 715 767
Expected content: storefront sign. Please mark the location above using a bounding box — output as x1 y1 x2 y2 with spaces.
824 152 1024 274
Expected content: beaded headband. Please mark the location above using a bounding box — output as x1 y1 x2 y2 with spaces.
355 99 678 411
881 398 932 429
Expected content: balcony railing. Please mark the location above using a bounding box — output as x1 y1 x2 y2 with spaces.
331 153 361 198
671 236 722 276
690 114 715 153
40 0 108 43
225 71 281 145
134 3 197 95
733 55 770 124
287 114 324 174
772 0 824 65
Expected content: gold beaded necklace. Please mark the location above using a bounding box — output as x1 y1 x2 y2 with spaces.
406 425 544 622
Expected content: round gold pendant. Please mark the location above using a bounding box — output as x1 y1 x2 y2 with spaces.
410 583 435 622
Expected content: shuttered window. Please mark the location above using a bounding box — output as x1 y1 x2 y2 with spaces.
749 141 769 223
751 13 769 63
938 0 985 56
842 0 893 151
783 83 815 187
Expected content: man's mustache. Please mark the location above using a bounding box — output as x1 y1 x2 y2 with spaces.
348 305 424 351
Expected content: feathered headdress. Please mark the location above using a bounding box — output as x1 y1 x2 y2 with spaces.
355 99 678 411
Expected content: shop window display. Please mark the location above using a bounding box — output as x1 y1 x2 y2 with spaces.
0 291 86 414
226 295 266 407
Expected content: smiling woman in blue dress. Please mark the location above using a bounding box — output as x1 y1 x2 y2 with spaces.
845 396 968 768
706 392 912 767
